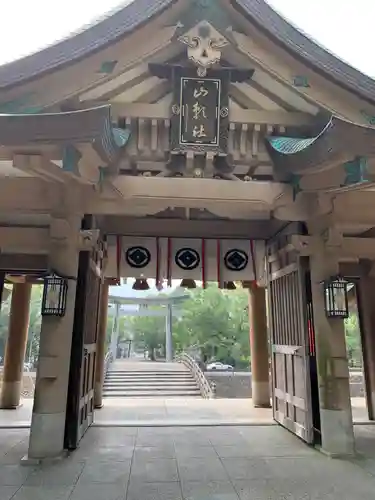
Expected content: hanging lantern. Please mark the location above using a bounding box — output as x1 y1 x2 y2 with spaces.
41 273 68 317
223 281 236 290
132 278 150 291
323 275 349 319
180 278 197 289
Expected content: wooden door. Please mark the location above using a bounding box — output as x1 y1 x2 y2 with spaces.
267 239 314 443
64 251 101 449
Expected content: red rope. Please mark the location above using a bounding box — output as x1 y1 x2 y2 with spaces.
217 239 221 288
167 238 172 287
202 239 206 289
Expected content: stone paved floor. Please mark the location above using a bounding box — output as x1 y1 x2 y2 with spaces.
0 397 368 427
1 425 375 499
0 398 274 428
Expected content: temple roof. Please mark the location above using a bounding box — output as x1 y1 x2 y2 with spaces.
0 0 374 105
0 105 129 164
266 115 375 174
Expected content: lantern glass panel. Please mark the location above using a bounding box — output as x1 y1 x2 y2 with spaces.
42 275 68 317
324 277 349 318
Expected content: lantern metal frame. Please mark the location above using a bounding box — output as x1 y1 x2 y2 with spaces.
41 272 69 317
322 275 349 319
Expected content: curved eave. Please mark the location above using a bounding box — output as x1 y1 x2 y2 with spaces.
234 0 375 105
266 116 375 174
0 105 128 164
0 0 176 90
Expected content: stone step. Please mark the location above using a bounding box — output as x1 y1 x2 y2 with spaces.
104 378 196 384
105 376 194 381
106 372 192 376
103 390 201 397
107 371 189 376
104 380 197 385
104 365 202 398
104 385 200 392
103 384 198 391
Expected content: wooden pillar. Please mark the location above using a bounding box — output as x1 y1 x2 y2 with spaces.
310 249 355 456
0 282 32 409
27 215 81 461
248 283 271 407
94 280 109 409
357 274 375 420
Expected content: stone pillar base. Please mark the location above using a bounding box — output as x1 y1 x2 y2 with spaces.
94 382 104 409
28 412 66 460
319 409 355 457
252 381 272 408
370 391 375 420
21 450 69 466
0 381 22 409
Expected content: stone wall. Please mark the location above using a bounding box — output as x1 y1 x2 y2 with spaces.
205 372 252 399
350 371 366 397
205 371 366 399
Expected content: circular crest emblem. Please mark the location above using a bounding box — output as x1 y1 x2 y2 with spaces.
220 107 229 118
224 249 248 272
175 248 200 271
171 104 180 115
125 246 151 269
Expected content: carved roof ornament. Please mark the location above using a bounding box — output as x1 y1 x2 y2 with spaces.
178 21 229 76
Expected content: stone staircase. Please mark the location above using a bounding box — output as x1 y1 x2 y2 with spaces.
103 360 202 398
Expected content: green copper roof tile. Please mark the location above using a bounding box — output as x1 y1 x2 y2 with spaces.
343 156 369 186
293 75 310 88
62 145 81 175
268 136 317 155
98 60 118 74
112 127 131 147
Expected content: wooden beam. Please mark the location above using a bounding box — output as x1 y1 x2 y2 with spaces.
230 109 314 126
112 176 291 205
99 216 283 239
0 178 57 212
135 81 170 104
291 234 375 259
0 227 49 253
0 253 48 272
339 261 363 278
95 102 314 127
229 85 263 110
81 65 149 102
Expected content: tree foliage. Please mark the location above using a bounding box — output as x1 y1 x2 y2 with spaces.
0 283 364 371
130 286 364 370
131 285 251 368
344 313 362 368
0 285 43 362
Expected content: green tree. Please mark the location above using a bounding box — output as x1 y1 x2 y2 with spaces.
0 285 43 363
0 290 12 359
172 285 250 369
130 313 166 360
344 313 362 368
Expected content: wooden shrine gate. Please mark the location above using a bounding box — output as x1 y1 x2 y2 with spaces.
65 219 103 450
267 233 315 443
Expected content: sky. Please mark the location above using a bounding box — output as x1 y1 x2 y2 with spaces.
0 0 374 77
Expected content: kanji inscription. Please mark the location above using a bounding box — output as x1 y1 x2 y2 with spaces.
179 77 221 146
